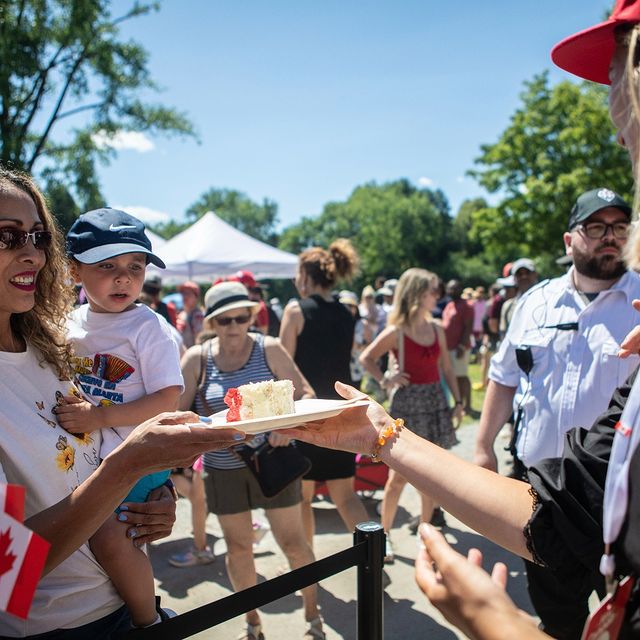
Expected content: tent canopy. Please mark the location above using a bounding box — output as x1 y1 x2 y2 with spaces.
148 211 298 283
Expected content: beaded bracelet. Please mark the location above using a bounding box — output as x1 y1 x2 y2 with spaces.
371 418 405 462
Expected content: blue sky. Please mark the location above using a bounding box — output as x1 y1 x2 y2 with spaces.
97 0 611 231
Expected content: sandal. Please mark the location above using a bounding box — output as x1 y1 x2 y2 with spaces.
237 622 264 640
303 617 326 639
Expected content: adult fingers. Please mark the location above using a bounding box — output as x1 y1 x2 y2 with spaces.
415 538 446 598
491 561 508 589
418 523 459 576
467 548 483 567
334 380 368 400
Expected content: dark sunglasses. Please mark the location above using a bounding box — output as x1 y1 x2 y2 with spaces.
0 228 52 251
215 313 253 326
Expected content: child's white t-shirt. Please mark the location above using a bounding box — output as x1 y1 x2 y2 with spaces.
67 304 184 457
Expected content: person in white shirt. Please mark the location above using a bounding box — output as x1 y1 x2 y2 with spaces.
57 208 185 629
473 186 640 638
0 166 246 638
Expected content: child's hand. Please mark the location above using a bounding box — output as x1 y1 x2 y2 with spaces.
54 395 103 433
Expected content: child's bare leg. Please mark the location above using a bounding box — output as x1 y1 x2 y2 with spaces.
90 516 157 627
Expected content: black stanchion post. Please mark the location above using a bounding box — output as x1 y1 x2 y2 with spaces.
355 521 384 640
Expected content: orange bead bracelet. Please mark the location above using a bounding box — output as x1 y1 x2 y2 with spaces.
371 418 405 462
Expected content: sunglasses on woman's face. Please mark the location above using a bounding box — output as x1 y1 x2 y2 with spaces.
215 313 253 326
0 228 52 251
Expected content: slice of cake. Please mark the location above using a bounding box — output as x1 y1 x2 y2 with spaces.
224 379 295 422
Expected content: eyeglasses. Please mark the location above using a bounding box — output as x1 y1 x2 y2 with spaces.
214 313 252 326
575 221 630 239
0 228 52 251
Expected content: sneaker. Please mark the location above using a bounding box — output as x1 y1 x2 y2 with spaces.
430 508 447 528
408 515 420 535
169 546 215 568
384 538 395 564
237 622 264 640
158 607 177 621
303 616 326 639
253 521 270 547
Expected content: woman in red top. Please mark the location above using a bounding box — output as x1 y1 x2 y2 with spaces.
360 268 464 561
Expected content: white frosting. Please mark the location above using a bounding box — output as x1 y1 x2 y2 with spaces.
237 379 294 419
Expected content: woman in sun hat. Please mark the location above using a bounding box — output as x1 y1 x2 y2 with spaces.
179 280 325 640
277 2 640 636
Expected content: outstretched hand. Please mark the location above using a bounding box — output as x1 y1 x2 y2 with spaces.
619 299 640 358
415 524 542 640
110 411 247 479
278 381 390 455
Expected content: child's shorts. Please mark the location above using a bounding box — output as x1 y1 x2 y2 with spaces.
120 470 171 507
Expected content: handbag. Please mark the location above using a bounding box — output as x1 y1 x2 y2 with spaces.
235 441 311 498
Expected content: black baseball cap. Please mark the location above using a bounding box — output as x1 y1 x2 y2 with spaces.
66 208 165 268
568 188 631 230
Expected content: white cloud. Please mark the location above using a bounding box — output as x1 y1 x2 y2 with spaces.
92 130 155 153
115 205 172 225
417 176 434 187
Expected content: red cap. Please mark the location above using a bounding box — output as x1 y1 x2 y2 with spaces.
502 262 513 278
178 281 200 297
232 270 259 289
551 0 640 85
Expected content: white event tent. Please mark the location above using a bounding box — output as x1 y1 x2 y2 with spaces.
145 229 166 249
147 211 298 283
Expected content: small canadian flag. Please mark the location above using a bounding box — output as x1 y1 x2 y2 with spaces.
0 485 49 620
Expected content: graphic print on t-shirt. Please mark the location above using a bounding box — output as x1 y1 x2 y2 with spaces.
71 353 136 405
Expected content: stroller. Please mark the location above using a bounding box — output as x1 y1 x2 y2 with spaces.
315 454 389 499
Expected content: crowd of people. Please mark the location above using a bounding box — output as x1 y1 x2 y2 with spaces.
3 1 640 639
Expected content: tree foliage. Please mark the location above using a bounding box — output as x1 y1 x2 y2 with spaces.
279 179 457 287
185 187 280 245
468 72 633 275
0 0 195 216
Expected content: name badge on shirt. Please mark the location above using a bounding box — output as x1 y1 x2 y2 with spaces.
581 575 635 640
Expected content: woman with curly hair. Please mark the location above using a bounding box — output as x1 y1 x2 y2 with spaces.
280 239 369 546
0 165 245 637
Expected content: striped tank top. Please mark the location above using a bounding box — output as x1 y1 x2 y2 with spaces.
199 333 275 470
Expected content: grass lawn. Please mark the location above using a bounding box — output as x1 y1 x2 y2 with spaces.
466 360 487 425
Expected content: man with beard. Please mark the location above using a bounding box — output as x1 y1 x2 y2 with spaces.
473 187 640 639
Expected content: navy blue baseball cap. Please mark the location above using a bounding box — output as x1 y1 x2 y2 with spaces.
66 208 165 268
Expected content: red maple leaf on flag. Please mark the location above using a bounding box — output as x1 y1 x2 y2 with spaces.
0 528 17 576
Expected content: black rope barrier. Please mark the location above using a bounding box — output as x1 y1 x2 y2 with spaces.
126 521 385 640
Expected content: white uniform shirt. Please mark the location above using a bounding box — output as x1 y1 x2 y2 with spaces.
489 268 640 467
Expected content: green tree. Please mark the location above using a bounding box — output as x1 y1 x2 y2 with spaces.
279 179 456 287
447 198 496 285
0 0 195 219
186 188 280 245
468 72 632 276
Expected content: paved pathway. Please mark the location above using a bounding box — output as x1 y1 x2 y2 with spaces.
150 422 534 639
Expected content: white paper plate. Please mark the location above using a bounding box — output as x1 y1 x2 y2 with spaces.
205 398 370 434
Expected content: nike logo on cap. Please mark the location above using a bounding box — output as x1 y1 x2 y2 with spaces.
109 224 137 231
